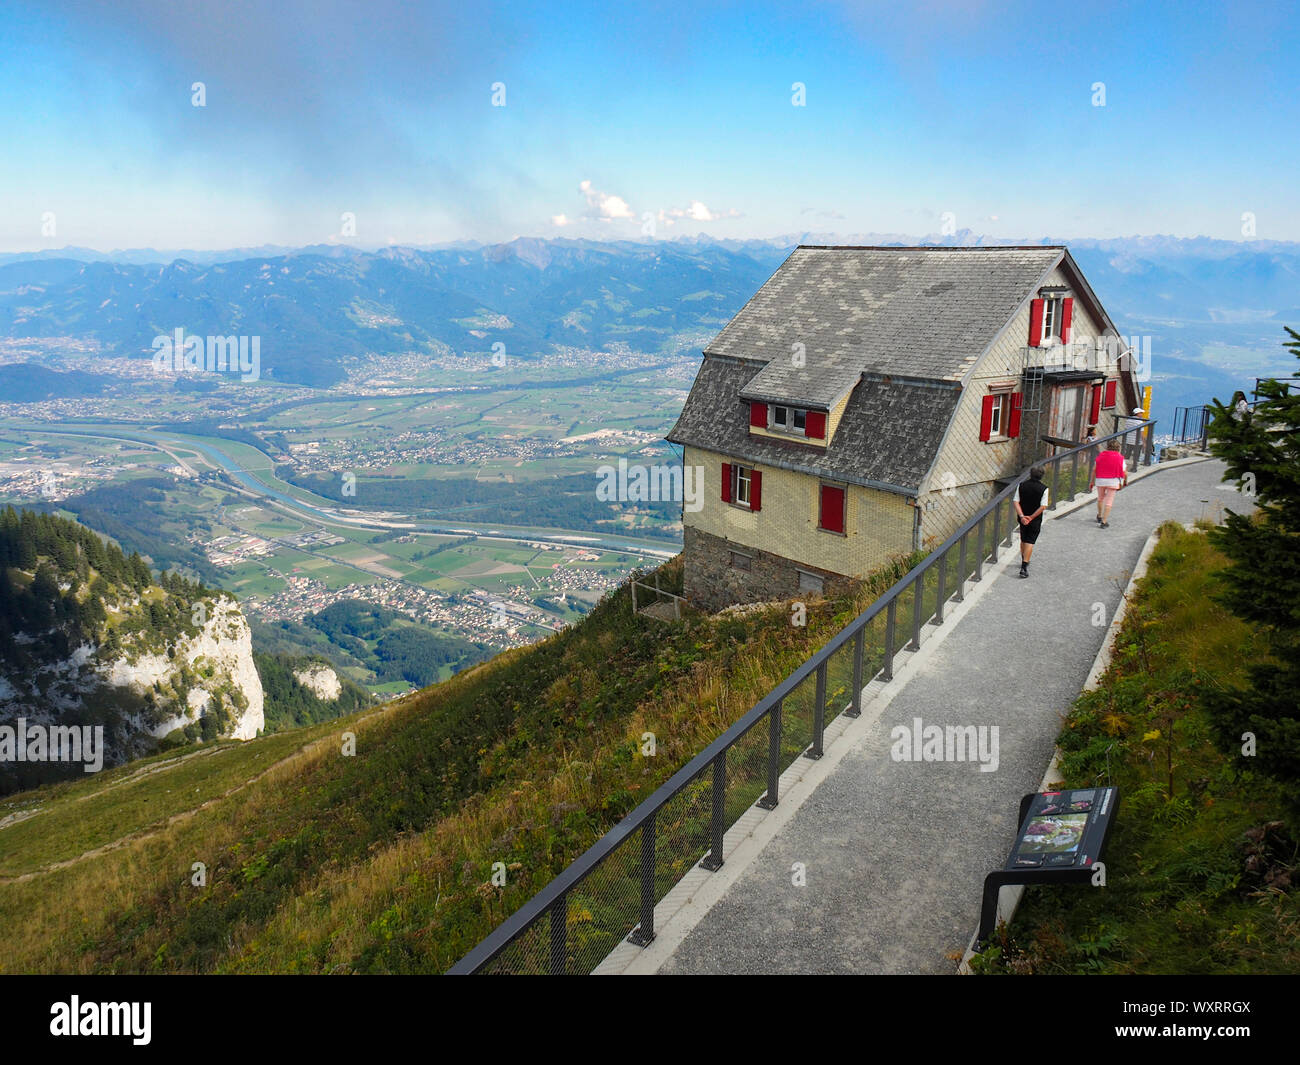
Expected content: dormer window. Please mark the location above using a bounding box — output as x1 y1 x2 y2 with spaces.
772 406 806 433
749 401 827 440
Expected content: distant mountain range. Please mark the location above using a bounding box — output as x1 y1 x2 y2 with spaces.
1 232 1296 424
0 240 790 387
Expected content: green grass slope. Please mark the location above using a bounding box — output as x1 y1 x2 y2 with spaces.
0 554 917 973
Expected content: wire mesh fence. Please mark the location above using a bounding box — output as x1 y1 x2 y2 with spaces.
563 822 643 972
727 717 771 820
653 766 713 900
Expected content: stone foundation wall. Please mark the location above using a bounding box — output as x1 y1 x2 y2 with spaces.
682 526 852 612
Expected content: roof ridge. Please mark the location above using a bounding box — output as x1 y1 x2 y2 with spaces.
795 244 1067 251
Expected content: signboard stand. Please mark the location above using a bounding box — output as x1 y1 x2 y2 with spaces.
976 786 1119 947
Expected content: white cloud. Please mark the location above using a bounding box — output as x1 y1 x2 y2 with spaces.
579 179 635 220
551 213 573 227
801 207 846 220
657 200 743 225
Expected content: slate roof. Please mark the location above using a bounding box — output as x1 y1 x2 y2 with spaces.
712 245 1065 405
667 356 961 495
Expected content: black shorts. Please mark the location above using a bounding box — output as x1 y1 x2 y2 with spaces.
1020 517 1043 545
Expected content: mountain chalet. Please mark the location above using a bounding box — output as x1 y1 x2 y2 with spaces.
667 245 1143 610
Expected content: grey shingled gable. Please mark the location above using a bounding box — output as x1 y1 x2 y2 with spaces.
708 245 1065 402
667 356 960 494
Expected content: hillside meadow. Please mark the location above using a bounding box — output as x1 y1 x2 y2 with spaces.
0 554 918 973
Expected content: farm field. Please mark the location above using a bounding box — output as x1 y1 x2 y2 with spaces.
0 361 686 694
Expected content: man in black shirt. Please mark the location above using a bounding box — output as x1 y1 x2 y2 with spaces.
1014 466 1050 579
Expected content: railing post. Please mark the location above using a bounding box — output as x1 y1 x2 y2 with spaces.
1050 459 1060 510
955 529 968 602
549 893 568 975
847 627 864 718
991 502 1001 563
758 700 782 810
627 812 657 946
1144 422 1155 466
908 573 924 650
807 662 827 759
1070 451 1079 500
701 752 726 871
935 546 948 624
973 514 985 583
883 599 897 681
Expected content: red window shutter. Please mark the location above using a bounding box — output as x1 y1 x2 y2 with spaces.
1103 379 1117 408
750 470 762 512
1008 392 1024 438
804 410 827 439
1028 299 1044 347
979 395 995 441
820 485 845 533
721 462 732 503
749 402 767 428
1089 384 1103 423
1059 298 1074 344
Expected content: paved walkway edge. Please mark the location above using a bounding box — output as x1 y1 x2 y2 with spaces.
956 519 1167 973
608 457 1213 976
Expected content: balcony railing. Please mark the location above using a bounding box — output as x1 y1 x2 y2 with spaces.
447 420 1157 974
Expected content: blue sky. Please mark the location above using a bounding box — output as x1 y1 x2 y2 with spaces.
1 0 1296 250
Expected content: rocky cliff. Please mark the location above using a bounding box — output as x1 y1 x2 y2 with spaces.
0 508 264 791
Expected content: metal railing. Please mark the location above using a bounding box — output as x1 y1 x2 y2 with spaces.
1172 405 1211 450
631 574 685 620
447 420 1157 974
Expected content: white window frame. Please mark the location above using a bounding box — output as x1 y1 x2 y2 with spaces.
986 387 1014 441
768 404 807 436
733 464 753 507
1040 296 1061 344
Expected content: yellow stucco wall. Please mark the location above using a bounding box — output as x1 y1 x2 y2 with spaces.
684 445 915 577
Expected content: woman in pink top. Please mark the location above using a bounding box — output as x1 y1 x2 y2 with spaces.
1088 447 1128 528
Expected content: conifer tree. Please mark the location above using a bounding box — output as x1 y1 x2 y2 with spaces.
1205 326 1300 801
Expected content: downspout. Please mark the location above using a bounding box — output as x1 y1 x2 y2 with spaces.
912 499 923 553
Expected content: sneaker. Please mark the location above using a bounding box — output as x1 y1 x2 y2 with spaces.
1019 566 1029 579
1101 521 1109 528
1096 515 1103 525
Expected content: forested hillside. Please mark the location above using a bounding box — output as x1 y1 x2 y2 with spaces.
0 507 263 793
